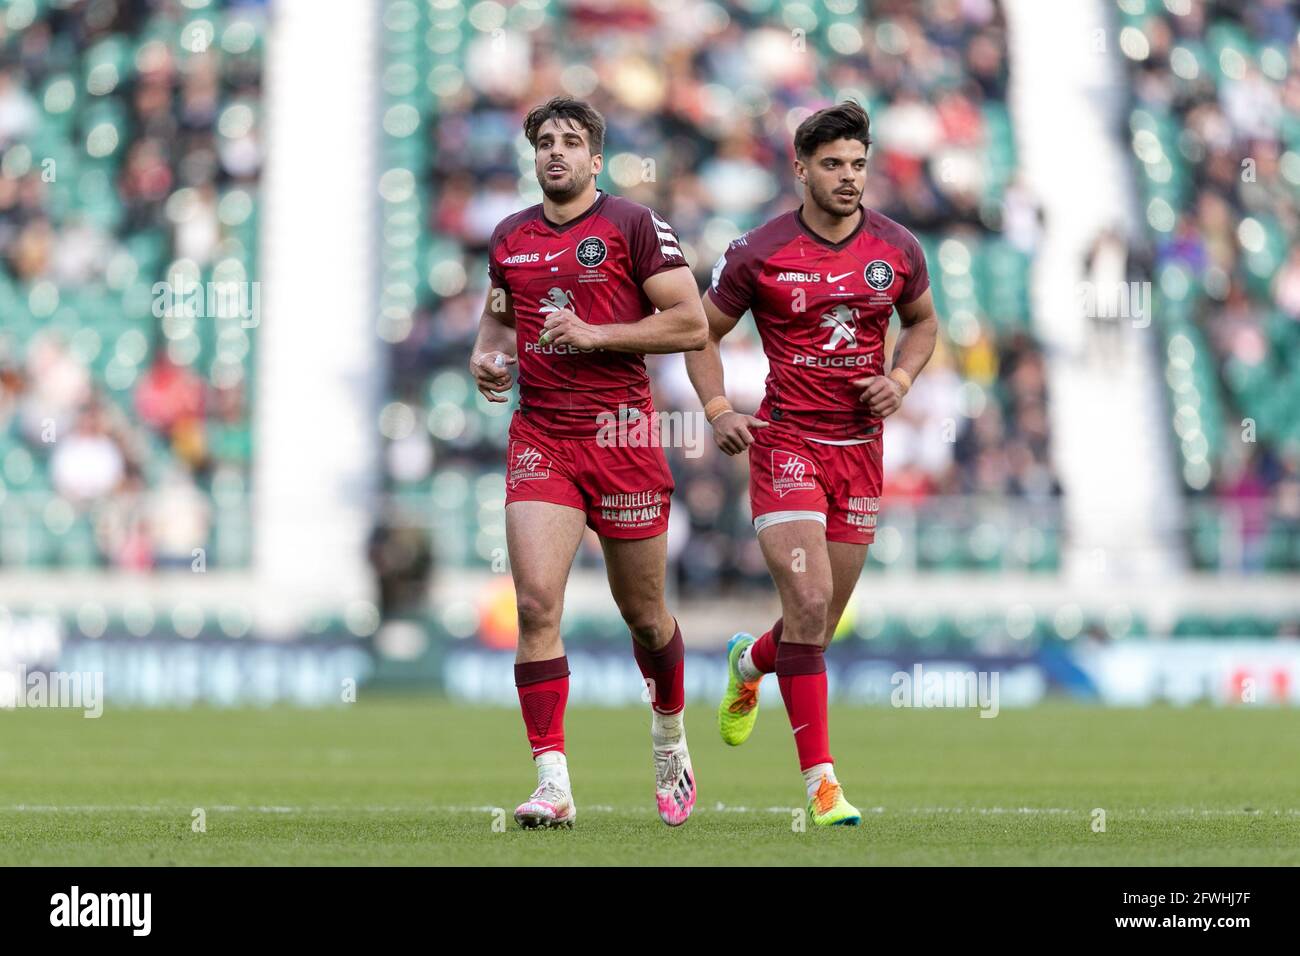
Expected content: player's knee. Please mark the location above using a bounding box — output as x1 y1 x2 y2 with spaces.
785 586 831 639
514 588 561 636
620 605 666 646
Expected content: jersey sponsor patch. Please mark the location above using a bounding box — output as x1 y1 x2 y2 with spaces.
508 441 551 489
819 304 859 351
864 259 895 292
539 286 575 314
771 449 817 498
576 236 607 268
845 495 880 531
597 489 664 529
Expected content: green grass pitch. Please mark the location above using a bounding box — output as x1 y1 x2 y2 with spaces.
1 698 1297 865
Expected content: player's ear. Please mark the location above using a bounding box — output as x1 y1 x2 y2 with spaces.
793 158 807 185
591 152 603 175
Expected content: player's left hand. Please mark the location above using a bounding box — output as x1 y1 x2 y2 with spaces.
540 308 603 350
851 375 905 418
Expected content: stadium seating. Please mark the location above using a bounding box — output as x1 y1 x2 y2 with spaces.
0 0 264 568
1117 0 1300 570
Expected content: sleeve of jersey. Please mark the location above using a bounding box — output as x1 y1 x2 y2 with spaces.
629 207 687 283
899 231 931 304
486 222 507 287
707 238 754 319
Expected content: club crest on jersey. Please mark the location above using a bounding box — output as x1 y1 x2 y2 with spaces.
771 449 816 498
864 259 895 292
575 236 607 268
539 287 574 313
819 304 859 351
508 442 550 488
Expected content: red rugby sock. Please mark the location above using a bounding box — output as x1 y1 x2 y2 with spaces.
515 657 569 757
775 642 832 770
749 618 782 674
632 620 685 715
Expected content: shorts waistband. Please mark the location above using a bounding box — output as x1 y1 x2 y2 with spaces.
518 402 656 438
761 405 882 440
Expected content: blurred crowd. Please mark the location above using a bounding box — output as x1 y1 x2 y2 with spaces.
383 0 1060 587
1124 0 1300 568
0 0 264 568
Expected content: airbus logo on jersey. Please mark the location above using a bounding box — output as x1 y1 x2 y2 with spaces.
776 272 821 282
771 450 816 498
819 305 858 350
501 252 540 265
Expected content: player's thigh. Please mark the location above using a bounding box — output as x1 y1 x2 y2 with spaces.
756 518 834 642
599 531 668 628
825 540 869 641
578 435 673 624
505 500 587 621
820 439 879 632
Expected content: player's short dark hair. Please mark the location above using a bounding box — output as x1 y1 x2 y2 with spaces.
524 97 605 156
793 101 872 160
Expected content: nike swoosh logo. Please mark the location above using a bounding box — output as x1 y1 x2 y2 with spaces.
532 745 557 753
827 272 853 283
545 249 569 261
792 723 809 735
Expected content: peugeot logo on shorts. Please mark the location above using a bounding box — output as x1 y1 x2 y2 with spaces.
576 236 607 268
864 259 895 291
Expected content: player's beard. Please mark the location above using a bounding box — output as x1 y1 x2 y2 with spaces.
539 164 593 202
807 178 861 220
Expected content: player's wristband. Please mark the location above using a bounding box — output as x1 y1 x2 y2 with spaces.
703 396 733 424
888 368 912 396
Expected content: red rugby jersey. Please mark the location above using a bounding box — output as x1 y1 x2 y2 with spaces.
709 206 930 437
487 191 685 432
